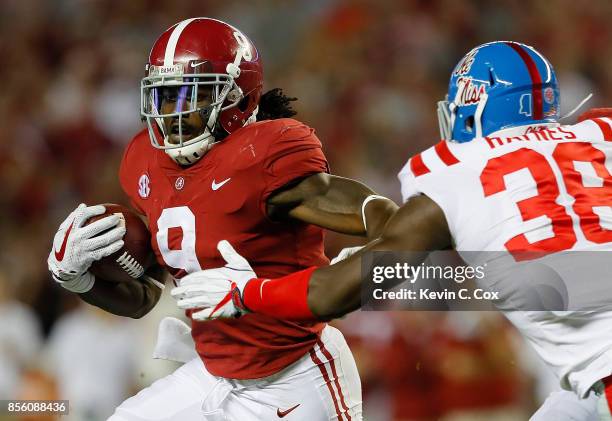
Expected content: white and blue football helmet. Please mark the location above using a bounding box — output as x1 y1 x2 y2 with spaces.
437 41 560 143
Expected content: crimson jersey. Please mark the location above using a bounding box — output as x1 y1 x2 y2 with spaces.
119 118 329 379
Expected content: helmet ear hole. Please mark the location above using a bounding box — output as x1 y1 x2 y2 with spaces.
488 68 496 86
238 95 251 112
226 88 243 103
465 116 474 133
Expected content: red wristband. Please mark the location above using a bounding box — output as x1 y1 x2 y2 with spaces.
242 267 318 321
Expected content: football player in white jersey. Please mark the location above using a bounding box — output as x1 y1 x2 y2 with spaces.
172 42 612 420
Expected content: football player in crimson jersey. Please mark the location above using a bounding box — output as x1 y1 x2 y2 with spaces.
183 42 612 420
47 17 398 421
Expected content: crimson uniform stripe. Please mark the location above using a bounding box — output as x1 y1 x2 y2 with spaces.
505 42 543 120
309 348 344 421
317 339 352 420
410 153 430 177
434 141 460 166
593 118 612 141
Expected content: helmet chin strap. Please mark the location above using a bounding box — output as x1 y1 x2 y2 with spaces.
164 107 219 165
436 100 452 141
448 83 464 138
437 80 468 141
163 104 259 166
165 131 215 165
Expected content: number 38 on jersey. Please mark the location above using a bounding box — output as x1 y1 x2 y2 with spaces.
400 118 612 258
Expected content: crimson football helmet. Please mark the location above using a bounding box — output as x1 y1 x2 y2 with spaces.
141 18 263 165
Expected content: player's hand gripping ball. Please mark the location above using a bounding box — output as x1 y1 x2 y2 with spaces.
86 204 154 283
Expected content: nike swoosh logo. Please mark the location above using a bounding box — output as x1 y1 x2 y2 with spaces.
190 61 207 68
54 221 74 261
211 178 231 191
277 404 300 418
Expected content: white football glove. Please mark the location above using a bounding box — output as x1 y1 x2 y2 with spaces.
171 240 256 320
48 203 125 293
330 246 364 265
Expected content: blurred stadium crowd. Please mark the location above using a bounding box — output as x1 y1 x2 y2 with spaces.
1 0 611 420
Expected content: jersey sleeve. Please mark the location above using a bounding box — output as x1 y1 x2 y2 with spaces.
118 135 146 215
260 122 329 204
396 141 471 245
397 159 421 203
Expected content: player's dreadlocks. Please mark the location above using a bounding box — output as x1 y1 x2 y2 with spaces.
214 88 297 141
256 88 297 121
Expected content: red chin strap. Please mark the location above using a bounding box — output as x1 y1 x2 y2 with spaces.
242 267 318 321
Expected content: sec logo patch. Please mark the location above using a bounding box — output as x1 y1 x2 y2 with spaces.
138 174 150 198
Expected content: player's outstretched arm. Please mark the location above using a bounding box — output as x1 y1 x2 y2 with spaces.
266 173 398 240
175 195 451 322
308 195 451 318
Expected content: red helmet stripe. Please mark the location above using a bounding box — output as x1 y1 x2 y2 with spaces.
164 18 197 66
505 42 543 120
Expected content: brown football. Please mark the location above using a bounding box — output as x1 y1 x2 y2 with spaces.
86 204 154 283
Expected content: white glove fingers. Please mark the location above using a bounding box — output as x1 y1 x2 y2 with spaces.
91 240 124 261
217 240 250 269
172 289 203 300
83 204 107 218
83 214 122 238
171 285 190 298
171 284 210 299
179 269 226 286
176 297 211 310
73 204 106 228
84 224 126 250
170 253 255 320
173 285 230 301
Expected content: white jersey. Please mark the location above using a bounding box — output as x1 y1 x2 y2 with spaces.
397 117 612 397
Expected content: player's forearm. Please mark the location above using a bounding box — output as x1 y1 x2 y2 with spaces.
80 277 162 319
272 173 397 237
241 257 365 320
242 196 452 321
242 239 421 321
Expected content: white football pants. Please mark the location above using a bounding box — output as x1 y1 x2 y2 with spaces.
107 325 362 420
530 390 599 421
